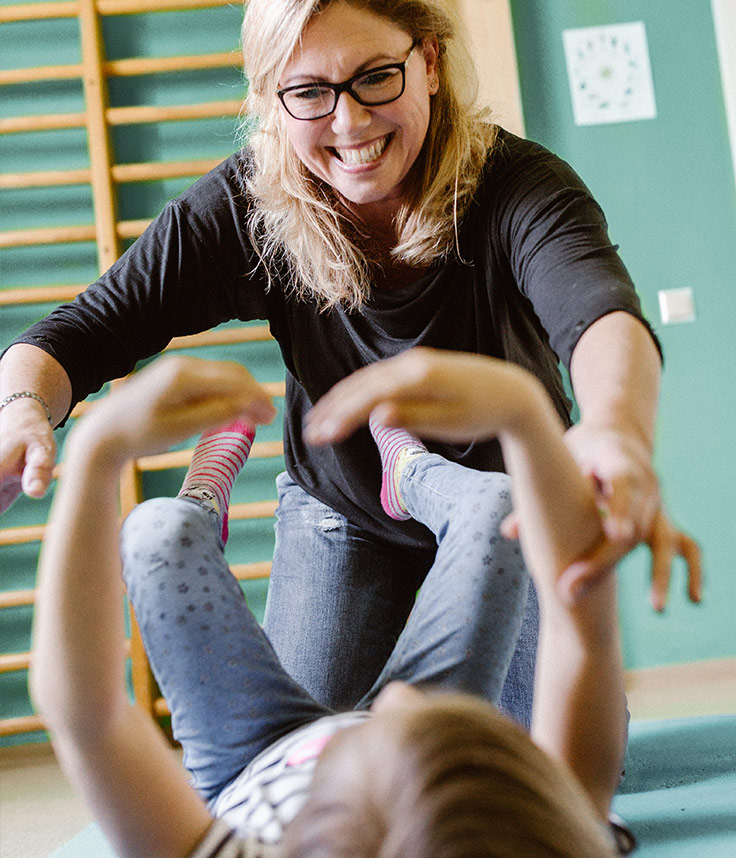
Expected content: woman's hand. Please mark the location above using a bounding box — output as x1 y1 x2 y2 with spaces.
71 356 277 466
563 422 659 545
558 500 702 612
553 422 702 610
0 399 57 513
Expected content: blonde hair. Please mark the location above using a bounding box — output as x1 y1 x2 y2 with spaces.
240 0 497 311
283 695 618 858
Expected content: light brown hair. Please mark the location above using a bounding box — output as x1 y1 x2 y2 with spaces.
283 695 618 857
240 0 496 311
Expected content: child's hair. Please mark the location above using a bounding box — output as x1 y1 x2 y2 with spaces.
283 694 618 857
240 0 496 311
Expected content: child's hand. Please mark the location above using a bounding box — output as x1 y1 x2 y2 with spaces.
305 348 545 445
71 356 276 464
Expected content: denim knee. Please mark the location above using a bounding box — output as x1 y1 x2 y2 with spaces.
120 497 220 591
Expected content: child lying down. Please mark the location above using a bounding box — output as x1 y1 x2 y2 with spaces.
31 348 700 857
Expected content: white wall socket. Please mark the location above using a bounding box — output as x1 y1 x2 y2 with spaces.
658 288 696 324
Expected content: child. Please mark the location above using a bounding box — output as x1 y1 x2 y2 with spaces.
31 350 700 858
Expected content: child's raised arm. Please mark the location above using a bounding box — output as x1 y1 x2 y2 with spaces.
31 356 275 858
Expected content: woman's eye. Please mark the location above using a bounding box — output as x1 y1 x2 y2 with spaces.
293 86 327 101
359 70 395 88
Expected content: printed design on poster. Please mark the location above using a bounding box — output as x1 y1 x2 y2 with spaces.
563 21 657 126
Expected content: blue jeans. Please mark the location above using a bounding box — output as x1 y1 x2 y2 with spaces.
120 456 532 800
121 498 330 801
264 458 537 725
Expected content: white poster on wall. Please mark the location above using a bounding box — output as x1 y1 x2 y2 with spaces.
711 0 736 190
562 21 657 126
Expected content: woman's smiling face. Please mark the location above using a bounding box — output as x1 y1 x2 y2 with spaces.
277 2 438 222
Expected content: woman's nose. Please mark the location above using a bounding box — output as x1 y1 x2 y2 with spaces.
330 91 372 133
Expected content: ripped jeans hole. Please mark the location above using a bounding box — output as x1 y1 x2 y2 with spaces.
318 515 343 532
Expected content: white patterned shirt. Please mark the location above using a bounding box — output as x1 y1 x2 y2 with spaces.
187 711 369 858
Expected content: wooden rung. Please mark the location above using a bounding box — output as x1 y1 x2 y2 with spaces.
0 111 86 134
0 524 46 546
0 100 243 136
136 439 284 472
107 98 242 126
105 50 241 78
0 714 46 737
225 500 277 520
0 63 84 87
115 218 150 239
0 284 86 305
0 167 92 189
0 652 31 674
0 1 78 23
112 158 221 183
232 560 272 580
167 325 275 350
96 0 234 15
0 158 222 189
0 223 96 248
0 589 35 609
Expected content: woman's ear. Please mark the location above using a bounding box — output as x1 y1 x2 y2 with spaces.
421 35 440 85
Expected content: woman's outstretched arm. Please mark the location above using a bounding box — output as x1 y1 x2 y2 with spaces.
30 356 276 858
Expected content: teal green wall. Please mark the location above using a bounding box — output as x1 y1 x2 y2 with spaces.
510 0 736 668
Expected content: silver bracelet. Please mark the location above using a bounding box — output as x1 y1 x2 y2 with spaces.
0 391 54 425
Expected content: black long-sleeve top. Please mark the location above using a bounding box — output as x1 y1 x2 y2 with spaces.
10 129 658 550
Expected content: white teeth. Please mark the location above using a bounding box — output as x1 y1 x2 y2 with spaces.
334 136 389 164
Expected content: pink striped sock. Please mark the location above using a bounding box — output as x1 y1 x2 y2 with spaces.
178 419 256 543
369 415 427 521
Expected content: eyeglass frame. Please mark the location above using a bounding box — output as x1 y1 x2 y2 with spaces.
276 39 420 121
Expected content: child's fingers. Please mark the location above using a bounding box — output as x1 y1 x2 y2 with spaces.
368 398 480 442
305 366 425 443
84 357 276 458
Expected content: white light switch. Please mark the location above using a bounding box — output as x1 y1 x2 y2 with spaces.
658 288 696 324
563 22 657 126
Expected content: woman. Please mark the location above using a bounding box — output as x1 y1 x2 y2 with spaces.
0 0 696 721
32 350 697 858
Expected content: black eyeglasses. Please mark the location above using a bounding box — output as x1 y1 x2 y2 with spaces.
277 40 419 121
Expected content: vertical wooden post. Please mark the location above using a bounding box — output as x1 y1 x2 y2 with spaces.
119 462 159 716
78 0 155 716
78 0 120 270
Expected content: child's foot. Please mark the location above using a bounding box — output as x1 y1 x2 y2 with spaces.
178 420 255 543
369 415 427 520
